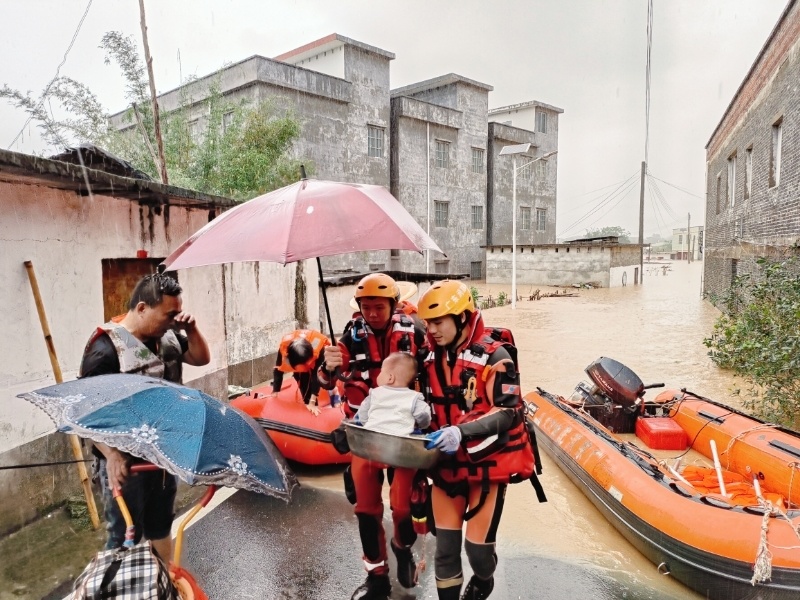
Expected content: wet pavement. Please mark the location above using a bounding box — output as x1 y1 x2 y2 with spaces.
182 484 687 600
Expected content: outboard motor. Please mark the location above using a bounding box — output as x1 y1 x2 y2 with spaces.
569 358 645 434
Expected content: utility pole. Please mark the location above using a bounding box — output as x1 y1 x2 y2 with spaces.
638 160 646 284
687 212 691 263
139 0 169 185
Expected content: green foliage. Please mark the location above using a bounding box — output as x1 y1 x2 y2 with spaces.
704 257 800 428
497 291 507 307
65 496 92 531
1 32 304 201
584 226 632 243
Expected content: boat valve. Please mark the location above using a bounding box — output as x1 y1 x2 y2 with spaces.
657 562 671 576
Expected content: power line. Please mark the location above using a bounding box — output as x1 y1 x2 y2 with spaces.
648 173 705 199
648 177 681 224
644 0 653 165
559 174 640 237
7 0 94 149
558 176 639 214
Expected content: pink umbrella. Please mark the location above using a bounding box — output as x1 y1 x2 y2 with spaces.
161 173 444 338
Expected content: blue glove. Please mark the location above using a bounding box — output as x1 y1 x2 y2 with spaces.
425 427 462 454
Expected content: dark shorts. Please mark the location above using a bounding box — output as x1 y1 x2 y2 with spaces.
97 458 177 550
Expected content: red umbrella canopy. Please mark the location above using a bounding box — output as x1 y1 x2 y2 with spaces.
162 179 444 270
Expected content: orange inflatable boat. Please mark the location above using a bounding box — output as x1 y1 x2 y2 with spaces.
526 357 800 600
232 379 349 466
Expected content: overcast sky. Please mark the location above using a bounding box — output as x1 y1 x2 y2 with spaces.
0 0 789 238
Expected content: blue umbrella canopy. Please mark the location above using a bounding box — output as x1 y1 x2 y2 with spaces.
19 374 297 501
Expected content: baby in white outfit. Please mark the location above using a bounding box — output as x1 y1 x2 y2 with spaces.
355 352 431 436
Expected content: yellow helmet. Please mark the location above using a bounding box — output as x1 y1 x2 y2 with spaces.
418 280 474 320
354 273 400 301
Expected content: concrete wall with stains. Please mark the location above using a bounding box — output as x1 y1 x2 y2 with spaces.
0 179 317 533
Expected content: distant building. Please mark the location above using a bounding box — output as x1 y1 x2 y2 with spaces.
487 101 562 248
703 0 800 299
671 226 704 261
109 33 563 279
390 74 493 277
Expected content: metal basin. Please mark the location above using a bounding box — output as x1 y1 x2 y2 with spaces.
344 422 442 469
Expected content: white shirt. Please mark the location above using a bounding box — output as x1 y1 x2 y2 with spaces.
356 386 431 436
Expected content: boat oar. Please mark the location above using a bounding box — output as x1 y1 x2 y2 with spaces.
709 440 728 496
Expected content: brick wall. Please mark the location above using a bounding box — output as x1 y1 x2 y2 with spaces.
704 2 800 301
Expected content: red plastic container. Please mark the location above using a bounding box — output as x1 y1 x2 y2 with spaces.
635 417 688 450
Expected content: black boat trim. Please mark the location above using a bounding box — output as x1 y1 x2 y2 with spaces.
254 417 335 443
769 440 800 460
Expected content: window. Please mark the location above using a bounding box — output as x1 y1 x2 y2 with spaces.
536 111 547 133
727 152 736 207
368 126 385 158
678 234 683 245
536 208 547 232
369 263 385 272
390 249 400 258
435 201 449 227
715 174 722 215
471 205 483 229
518 157 532 178
470 261 483 280
471 148 484 174
520 206 531 231
744 146 753 200
535 159 548 180
435 140 450 168
435 260 449 275
770 118 782 188
222 111 235 135
189 119 201 143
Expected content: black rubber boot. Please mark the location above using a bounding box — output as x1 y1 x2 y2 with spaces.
461 575 494 600
351 572 391 600
390 538 417 588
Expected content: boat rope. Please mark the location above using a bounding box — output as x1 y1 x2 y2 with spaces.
788 462 800 509
721 423 780 470
751 500 774 585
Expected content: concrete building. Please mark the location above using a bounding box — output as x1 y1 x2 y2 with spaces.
0 148 319 534
110 34 396 274
704 0 800 299
390 74 493 277
485 238 642 288
671 225 704 261
488 101 562 247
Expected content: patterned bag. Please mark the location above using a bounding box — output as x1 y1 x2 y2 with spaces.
70 541 180 600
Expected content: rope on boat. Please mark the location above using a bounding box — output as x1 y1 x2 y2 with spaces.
721 423 780 470
751 500 774 585
788 462 800 510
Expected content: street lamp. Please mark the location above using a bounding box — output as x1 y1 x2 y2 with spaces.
498 145 558 309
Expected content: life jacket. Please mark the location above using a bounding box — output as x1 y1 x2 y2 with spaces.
85 322 183 383
277 329 329 373
340 310 420 415
424 311 543 516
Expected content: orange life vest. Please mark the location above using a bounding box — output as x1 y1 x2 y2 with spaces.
277 329 330 373
340 310 421 412
423 311 534 486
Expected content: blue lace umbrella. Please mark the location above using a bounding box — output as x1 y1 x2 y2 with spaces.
19 374 297 500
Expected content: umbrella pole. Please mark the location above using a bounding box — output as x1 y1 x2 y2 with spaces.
23 261 101 530
316 257 337 344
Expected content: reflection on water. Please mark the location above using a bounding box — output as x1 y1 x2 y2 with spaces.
479 261 731 599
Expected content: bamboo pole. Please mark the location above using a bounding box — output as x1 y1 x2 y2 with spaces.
24 261 100 530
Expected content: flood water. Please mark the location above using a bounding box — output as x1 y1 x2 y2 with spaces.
475 260 733 599
303 260 735 599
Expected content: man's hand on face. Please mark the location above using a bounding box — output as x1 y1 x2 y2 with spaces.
173 312 197 333
105 449 131 490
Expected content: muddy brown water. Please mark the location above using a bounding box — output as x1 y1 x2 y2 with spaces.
305 261 734 598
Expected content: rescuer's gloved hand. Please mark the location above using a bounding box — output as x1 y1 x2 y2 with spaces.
425 427 462 454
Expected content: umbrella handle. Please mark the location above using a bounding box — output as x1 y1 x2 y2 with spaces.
130 463 161 473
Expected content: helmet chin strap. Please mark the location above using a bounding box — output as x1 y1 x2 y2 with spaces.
445 312 470 359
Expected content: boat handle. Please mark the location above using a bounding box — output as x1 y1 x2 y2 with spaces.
657 562 671 575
